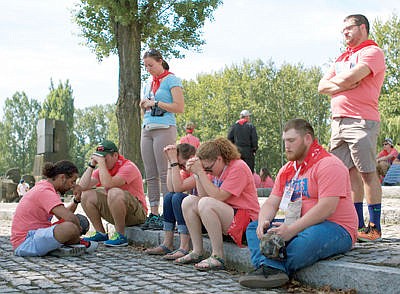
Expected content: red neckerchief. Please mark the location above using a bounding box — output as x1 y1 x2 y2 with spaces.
279 139 330 191
186 129 194 134
151 70 173 94
236 118 248 126
108 154 128 177
336 39 379 62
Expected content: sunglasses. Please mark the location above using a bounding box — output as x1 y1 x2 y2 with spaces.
383 143 389 146
203 160 217 173
96 146 116 152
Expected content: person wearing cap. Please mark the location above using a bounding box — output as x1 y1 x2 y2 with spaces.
376 138 399 178
179 122 200 148
17 179 30 198
78 140 148 247
318 14 386 242
227 110 258 173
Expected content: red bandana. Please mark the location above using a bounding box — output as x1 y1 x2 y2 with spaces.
108 154 128 177
336 39 379 62
278 139 331 191
151 70 173 94
236 118 249 125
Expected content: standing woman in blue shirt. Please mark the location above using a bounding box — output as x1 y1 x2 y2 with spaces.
139 49 185 229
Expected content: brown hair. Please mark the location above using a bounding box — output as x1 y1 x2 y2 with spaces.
196 137 240 164
42 160 78 179
260 167 272 182
344 14 370 35
284 118 315 139
143 49 169 70
177 143 196 160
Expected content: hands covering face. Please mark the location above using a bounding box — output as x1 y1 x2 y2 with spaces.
185 157 204 174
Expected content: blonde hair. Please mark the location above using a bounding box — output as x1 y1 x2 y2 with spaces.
197 137 240 164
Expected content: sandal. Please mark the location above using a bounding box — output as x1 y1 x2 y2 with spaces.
173 251 204 265
163 248 189 260
144 244 172 255
194 255 225 271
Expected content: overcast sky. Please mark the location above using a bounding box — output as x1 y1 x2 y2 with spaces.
0 0 399 114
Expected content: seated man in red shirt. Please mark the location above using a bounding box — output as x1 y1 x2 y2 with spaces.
80 140 148 247
376 138 399 178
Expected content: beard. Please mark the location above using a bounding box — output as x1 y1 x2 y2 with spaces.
285 143 308 162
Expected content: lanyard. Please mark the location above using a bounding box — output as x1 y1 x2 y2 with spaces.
279 165 302 211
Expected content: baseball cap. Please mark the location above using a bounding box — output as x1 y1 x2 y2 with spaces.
384 138 394 146
94 140 118 156
185 122 195 130
240 110 251 117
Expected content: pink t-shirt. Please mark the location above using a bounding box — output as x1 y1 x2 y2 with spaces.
92 160 148 214
253 173 261 188
179 134 200 148
271 155 358 244
260 177 274 189
215 159 260 221
378 148 399 164
11 180 63 249
324 46 385 121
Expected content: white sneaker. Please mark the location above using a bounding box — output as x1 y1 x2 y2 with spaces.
48 245 85 257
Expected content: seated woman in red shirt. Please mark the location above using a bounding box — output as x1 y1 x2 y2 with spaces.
259 167 274 188
174 138 260 271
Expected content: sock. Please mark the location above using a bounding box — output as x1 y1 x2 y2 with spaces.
354 202 364 229
368 203 381 231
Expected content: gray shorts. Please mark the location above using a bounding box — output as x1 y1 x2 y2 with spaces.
330 117 380 173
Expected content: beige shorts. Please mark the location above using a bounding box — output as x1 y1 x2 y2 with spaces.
95 188 146 226
330 117 380 173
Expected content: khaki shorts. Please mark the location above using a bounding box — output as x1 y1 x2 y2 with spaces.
95 188 146 226
330 117 380 173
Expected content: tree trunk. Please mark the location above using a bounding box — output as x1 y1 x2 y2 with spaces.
115 21 143 171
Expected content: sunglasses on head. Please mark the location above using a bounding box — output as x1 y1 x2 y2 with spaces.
96 146 116 152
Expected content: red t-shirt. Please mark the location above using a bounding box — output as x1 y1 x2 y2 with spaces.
179 134 200 148
92 160 148 214
11 180 63 249
260 177 274 188
377 148 399 164
215 159 260 220
271 155 358 244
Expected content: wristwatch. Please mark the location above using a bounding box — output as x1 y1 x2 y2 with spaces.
155 101 159 108
87 162 96 169
170 162 179 168
73 197 81 204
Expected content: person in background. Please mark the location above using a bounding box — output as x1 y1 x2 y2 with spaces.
376 138 399 179
180 122 200 149
175 138 260 271
239 119 357 289
259 167 274 189
80 140 148 247
140 49 185 230
17 179 30 199
11 160 97 257
145 143 196 260
318 14 386 242
228 110 258 173
253 171 261 188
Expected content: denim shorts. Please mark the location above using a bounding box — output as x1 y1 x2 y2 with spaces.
14 225 62 257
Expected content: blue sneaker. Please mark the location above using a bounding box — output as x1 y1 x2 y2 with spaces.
104 232 128 247
83 231 109 242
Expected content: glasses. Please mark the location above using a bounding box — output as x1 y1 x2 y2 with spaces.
383 143 389 146
341 24 360 34
203 160 217 173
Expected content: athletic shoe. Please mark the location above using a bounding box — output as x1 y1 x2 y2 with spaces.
140 213 157 230
239 265 289 289
357 222 382 242
149 214 164 230
48 245 86 257
104 232 128 247
78 239 99 254
83 231 109 242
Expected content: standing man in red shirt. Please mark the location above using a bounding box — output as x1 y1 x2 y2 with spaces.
318 14 386 241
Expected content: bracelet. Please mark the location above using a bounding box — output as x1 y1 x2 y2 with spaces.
73 197 81 204
170 162 179 168
87 162 96 169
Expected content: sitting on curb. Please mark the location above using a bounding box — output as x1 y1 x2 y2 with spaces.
145 143 197 260
177 137 260 271
79 140 148 247
11 160 98 257
239 118 358 289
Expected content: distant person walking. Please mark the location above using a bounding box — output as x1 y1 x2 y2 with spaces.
180 122 200 148
140 49 185 230
17 179 29 198
318 14 386 242
228 110 258 172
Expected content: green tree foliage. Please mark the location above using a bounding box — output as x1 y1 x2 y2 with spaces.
179 60 330 174
40 79 75 158
73 104 118 173
74 0 222 167
0 92 41 174
371 14 400 145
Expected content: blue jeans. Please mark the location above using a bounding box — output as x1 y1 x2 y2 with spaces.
246 220 352 275
163 192 189 234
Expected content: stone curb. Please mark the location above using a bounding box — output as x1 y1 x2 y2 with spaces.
125 226 400 293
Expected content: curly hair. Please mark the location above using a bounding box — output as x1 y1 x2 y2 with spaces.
42 160 78 179
196 137 240 164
